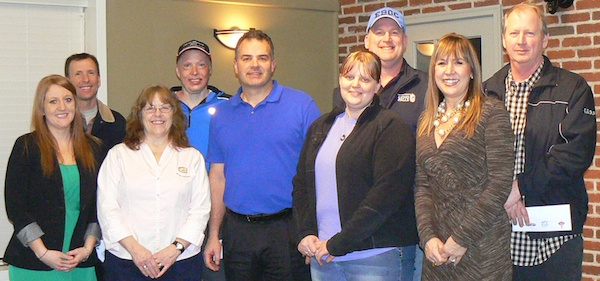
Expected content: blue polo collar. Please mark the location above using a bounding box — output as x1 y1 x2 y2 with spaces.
231 80 282 106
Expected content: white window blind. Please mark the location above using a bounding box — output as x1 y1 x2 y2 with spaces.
0 1 85 259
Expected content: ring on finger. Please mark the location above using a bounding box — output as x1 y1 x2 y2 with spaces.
450 257 457 263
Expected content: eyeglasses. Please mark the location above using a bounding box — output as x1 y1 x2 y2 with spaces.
143 104 173 114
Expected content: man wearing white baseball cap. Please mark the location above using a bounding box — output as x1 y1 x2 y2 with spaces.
334 7 426 133
333 6 426 281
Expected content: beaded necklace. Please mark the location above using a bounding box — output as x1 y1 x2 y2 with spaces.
433 99 470 137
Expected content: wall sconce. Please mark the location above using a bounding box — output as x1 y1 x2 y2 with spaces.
214 27 254 49
416 42 435 57
545 0 574 14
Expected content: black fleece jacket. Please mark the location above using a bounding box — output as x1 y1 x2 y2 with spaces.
293 96 418 256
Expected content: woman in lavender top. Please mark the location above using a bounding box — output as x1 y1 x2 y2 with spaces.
293 51 418 281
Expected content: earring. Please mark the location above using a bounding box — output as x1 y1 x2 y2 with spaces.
470 74 473 79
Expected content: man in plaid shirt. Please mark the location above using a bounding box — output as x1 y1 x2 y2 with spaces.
483 1 596 280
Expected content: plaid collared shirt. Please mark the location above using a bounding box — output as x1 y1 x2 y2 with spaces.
505 61 578 266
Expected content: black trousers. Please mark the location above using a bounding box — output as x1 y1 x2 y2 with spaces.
222 211 310 281
513 235 583 281
104 251 203 281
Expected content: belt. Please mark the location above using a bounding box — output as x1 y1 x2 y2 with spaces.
227 208 292 223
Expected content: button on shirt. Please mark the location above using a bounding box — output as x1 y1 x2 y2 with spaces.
98 143 211 261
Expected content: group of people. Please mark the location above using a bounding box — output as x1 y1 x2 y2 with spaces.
3 1 595 281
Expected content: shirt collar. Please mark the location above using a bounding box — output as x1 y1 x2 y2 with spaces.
506 60 544 97
231 80 281 106
97 99 116 123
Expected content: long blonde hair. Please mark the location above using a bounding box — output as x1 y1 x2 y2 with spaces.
417 33 483 138
31 75 98 176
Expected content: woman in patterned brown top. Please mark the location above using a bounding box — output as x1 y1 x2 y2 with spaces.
414 33 514 280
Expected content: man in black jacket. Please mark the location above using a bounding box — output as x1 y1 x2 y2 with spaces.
483 2 596 280
333 7 427 134
65 53 126 156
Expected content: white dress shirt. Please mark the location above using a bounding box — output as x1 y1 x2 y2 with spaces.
98 142 210 261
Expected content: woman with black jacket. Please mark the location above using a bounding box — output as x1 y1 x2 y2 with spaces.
4 75 102 280
293 51 417 281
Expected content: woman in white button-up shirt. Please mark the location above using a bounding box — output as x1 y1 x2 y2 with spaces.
98 85 210 280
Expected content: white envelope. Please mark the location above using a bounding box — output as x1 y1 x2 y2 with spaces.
512 204 572 232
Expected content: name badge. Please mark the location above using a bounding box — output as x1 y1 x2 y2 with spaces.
397 93 416 103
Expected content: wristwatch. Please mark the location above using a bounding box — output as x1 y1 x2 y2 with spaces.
172 241 185 253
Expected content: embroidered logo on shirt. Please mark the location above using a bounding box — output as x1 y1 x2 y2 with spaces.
177 166 191 178
584 108 595 116
397 93 416 103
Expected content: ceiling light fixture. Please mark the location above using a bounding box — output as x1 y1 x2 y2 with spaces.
213 27 254 49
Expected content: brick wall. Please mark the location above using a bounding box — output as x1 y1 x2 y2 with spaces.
338 0 600 279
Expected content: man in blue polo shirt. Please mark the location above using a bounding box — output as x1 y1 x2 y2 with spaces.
203 29 321 281
173 40 229 281
173 40 230 162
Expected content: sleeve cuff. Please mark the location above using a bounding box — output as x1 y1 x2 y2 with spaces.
84 223 102 246
18 222 44 247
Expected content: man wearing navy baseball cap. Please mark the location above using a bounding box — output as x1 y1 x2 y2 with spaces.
173 40 230 281
333 6 427 281
173 40 230 162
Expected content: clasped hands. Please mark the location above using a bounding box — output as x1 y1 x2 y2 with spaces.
298 235 335 265
131 243 179 279
39 246 90 272
425 236 467 267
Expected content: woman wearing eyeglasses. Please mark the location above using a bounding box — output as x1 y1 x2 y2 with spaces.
97 85 210 280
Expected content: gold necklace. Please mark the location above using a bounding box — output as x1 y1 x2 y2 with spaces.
434 99 470 137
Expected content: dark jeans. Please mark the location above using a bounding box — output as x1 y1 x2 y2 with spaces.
104 251 203 281
398 244 422 281
222 211 310 281
513 235 583 281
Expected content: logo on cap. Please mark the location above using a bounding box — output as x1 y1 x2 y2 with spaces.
177 40 211 61
366 7 406 32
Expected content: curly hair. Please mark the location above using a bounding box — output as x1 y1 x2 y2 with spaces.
124 84 190 150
